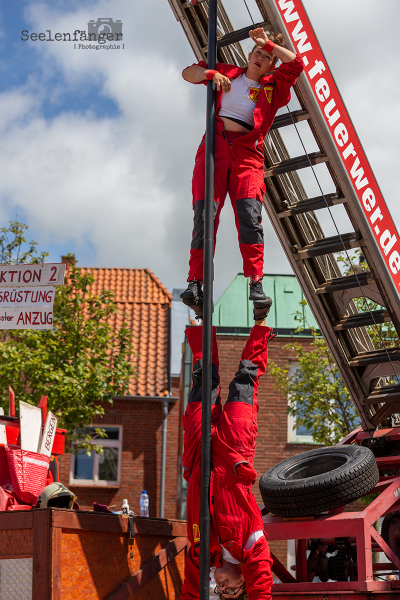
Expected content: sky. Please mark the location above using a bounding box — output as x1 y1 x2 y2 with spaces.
1 0 399 300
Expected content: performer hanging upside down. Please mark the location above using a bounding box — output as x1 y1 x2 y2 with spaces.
180 27 304 314
181 304 275 600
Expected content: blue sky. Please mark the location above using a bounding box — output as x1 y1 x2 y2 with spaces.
1 2 120 119
1 0 399 299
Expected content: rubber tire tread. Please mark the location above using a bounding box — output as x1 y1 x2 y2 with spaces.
259 445 379 518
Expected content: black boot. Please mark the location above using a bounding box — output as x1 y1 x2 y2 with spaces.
253 298 273 321
249 279 270 306
192 303 203 321
180 280 203 308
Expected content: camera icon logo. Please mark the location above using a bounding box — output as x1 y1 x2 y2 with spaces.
87 18 123 41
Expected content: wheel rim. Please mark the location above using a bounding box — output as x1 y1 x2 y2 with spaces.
278 451 352 481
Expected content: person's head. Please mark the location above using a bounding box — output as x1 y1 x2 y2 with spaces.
246 32 285 80
214 561 247 599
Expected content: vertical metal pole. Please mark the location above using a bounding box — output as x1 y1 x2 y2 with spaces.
160 306 172 518
159 397 168 518
200 1 217 599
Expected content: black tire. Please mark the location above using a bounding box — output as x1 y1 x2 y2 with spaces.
259 445 379 518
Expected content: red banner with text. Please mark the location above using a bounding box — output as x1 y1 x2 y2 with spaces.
273 0 400 293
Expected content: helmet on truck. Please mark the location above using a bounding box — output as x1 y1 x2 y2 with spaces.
37 482 77 509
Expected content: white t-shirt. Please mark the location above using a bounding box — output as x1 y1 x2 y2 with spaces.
210 530 265 568
219 73 261 127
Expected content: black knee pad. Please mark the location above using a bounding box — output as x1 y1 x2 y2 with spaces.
236 198 263 245
226 360 258 405
191 200 220 250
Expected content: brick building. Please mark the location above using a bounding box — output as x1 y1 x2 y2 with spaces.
58 266 182 519
178 273 320 570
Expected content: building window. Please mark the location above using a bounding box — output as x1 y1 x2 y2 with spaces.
70 426 122 486
287 362 317 445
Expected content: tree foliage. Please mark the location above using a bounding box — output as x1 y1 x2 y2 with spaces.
0 220 49 265
337 250 399 350
269 248 400 445
269 305 359 445
0 222 135 453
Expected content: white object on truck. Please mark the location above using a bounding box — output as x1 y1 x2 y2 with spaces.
38 411 58 457
19 401 42 453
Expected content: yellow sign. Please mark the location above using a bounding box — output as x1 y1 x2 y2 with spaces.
264 86 273 103
249 87 259 103
193 523 200 543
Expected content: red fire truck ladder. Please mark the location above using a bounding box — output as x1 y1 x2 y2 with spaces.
167 0 400 433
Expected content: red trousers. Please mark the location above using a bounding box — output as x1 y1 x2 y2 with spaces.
188 130 265 281
181 325 275 600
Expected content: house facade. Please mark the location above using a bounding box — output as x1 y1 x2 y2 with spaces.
58 266 182 519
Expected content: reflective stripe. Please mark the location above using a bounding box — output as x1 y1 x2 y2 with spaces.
23 457 49 469
221 545 240 564
244 529 264 550
233 460 248 476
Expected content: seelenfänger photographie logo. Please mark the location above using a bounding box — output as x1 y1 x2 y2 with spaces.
21 18 124 50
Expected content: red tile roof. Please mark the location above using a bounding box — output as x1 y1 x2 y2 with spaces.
78 267 172 397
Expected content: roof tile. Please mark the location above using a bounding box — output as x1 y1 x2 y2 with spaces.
72 267 171 397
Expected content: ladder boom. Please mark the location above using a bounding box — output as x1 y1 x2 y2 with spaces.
168 0 400 431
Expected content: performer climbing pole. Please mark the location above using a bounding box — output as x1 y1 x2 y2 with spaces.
199 0 217 598
179 2 304 598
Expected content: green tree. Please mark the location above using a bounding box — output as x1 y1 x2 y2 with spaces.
0 222 135 453
269 304 360 445
337 249 399 350
0 219 49 265
269 248 399 445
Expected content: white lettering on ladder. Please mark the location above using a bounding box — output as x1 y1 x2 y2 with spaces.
362 189 375 211
278 0 299 23
277 0 400 282
370 207 383 225
342 143 357 161
279 0 312 57
324 99 340 127
381 231 397 256
308 61 325 80
349 158 369 191
291 20 312 54
315 78 329 101
334 123 348 147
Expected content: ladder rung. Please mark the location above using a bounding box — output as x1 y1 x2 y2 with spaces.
270 110 310 131
370 402 400 427
265 152 328 177
334 309 391 331
363 385 400 405
277 192 344 218
350 348 400 367
293 232 360 260
215 22 270 48
316 272 374 294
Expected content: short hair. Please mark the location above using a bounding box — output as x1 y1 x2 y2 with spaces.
251 31 285 65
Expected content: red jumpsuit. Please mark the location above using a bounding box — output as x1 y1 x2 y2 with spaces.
181 325 276 600
185 55 304 282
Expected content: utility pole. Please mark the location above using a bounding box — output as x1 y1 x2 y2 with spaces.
199 0 218 598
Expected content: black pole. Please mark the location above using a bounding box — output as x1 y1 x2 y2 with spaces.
199 1 217 599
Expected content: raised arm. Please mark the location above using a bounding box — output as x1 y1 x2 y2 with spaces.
249 27 296 64
182 64 232 93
